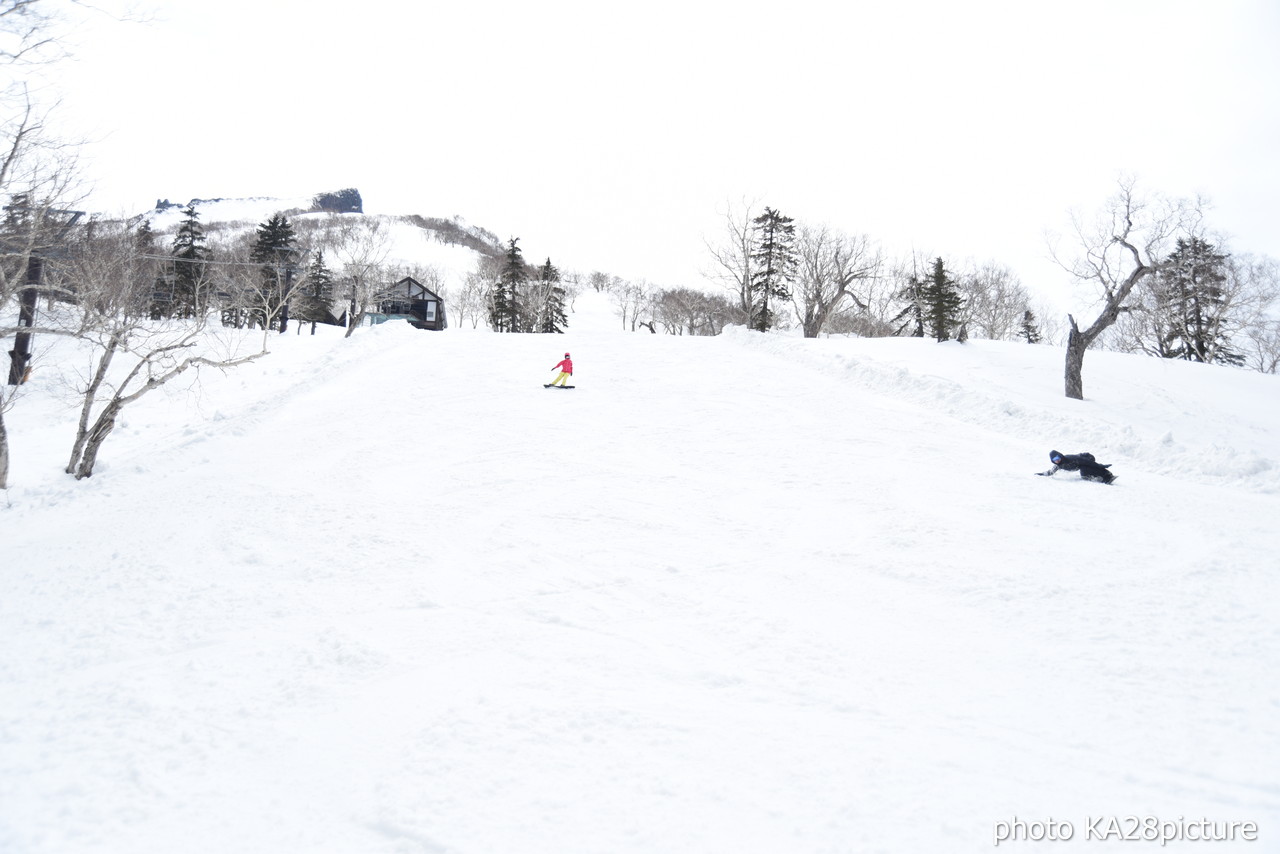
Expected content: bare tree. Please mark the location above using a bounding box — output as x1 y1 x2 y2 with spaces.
318 214 393 337
1240 319 1280 374
558 269 582 314
211 237 294 348
0 101 41 488
0 98 82 313
959 261 1032 341
823 251 907 337
207 235 250 328
610 278 654 331
1051 178 1193 399
68 327 265 479
394 262 444 295
0 0 144 486
53 218 155 471
1032 299 1066 346
790 224 879 338
703 199 757 324
47 219 267 478
455 272 484 329
7 218 265 479
0 0 68 67
586 270 612 293
1231 254 1280 373
0 100 84 487
654 287 736 336
654 287 700 335
459 254 500 329
1 0 146 69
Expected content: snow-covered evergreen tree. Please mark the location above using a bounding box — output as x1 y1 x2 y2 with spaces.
749 207 797 332
535 257 569 333
892 271 927 338
294 250 336 334
167 205 207 318
489 238 527 333
249 214 300 332
1020 309 1042 343
921 257 964 342
1151 237 1240 365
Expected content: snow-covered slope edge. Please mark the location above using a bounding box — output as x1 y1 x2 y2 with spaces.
721 326 1280 493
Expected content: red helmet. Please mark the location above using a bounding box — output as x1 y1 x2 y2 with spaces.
564 353 570 358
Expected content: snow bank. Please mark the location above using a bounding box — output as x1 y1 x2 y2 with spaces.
721 326 1280 493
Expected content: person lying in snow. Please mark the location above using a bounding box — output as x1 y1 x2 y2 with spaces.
1037 450 1116 484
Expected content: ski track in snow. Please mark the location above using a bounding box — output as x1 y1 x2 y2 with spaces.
2 293 1278 853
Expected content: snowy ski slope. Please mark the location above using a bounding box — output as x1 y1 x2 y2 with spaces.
2 291 1277 853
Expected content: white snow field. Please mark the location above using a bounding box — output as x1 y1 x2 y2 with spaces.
2 291 1278 853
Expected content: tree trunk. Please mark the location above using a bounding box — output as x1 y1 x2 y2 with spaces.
1064 316 1089 400
67 337 118 474
72 398 124 479
801 304 823 338
7 260 41 386
1061 240 1154 399
344 301 359 338
0 407 10 489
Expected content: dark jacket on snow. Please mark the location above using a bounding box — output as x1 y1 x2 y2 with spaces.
1040 450 1115 484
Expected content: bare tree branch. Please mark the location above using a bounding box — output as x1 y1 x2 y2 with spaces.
1053 177 1195 399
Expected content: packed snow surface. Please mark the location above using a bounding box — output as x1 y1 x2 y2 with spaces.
2 292 1278 853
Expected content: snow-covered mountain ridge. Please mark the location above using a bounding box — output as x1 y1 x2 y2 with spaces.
139 190 505 285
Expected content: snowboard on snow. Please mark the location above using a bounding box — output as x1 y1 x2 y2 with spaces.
544 384 575 389
1034 473 1117 484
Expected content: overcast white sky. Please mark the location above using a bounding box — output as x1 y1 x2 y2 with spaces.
35 0 1280 304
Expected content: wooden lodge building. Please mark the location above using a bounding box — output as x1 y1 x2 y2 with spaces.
364 276 447 331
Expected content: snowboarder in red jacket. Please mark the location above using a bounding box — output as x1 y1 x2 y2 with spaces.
548 353 573 387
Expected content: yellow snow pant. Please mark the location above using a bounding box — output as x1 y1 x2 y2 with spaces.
551 372 571 386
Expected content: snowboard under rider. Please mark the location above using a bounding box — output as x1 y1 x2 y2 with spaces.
1037 450 1116 484
549 353 573 387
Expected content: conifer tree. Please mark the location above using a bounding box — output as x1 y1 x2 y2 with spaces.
536 257 569 333
169 204 207 318
892 272 927 338
294 250 336 334
250 213 299 331
749 207 797 332
134 219 155 253
921 257 964 342
134 221 166 320
1152 237 1239 364
489 237 527 333
1020 309 1042 343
